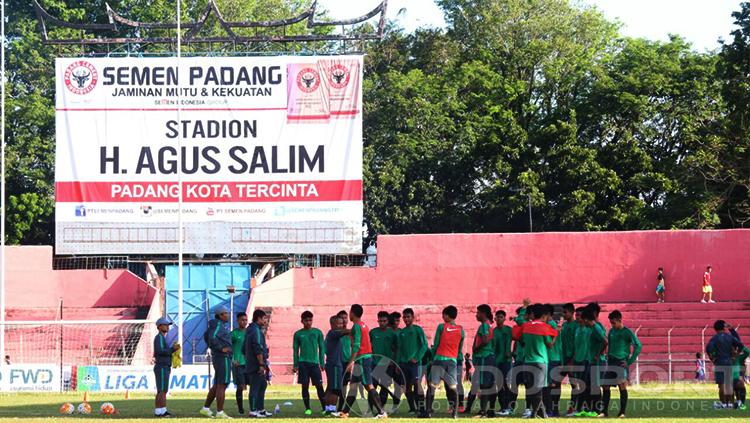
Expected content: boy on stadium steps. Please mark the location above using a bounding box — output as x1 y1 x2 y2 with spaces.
340 304 387 419
324 315 351 415
707 320 743 409
572 306 592 417
370 311 399 411
701 266 715 303
601 310 642 418
293 310 326 416
200 306 233 419
543 304 563 417
231 312 249 415
471 304 496 417
397 308 428 415
492 310 513 416
656 268 666 303
153 317 178 418
244 309 271 418
512 303 559 418
560 303 577 416
426 305 464 419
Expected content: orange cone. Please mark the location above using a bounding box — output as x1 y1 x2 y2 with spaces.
124 390 131 400
83 391 89 402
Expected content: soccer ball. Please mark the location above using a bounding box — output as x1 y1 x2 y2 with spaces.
59 403 75 414
77 402 92 414
100 402 116 415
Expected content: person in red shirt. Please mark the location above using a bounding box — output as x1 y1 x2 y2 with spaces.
426 305 465 418
340 304 387 419
701 266 716 303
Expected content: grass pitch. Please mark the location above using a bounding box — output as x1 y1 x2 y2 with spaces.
0 383 745 422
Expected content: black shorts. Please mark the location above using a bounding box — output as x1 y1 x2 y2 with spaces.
474 355 496 387
399 361 422 384
233 364 247 387
298 362 323 386
154 365 171 393
496 362 512 386
372 359 394 387
213 355 232 386
390 363 405 386
351 357 374 385
601 358 628 386
326 364 344 392
547 361 562 387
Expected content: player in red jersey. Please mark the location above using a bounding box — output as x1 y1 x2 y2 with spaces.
340 304 387 419
426 305 465 419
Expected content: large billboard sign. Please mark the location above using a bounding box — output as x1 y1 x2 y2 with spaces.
55 56 363 254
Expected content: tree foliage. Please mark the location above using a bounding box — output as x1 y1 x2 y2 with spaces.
4 0 750 245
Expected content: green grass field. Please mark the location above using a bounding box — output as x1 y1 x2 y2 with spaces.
0 383 745 422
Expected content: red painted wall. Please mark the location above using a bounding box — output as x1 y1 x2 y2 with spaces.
289 230 750 306
4 246 155 310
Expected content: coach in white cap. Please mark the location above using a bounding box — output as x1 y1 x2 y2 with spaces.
154 317 179 418
200 306 233 419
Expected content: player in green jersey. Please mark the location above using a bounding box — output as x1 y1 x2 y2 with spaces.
587 303 608 417
473 304 496 417
732 344 750 410
492 310 513 416
388 312 404 414
512 303 558 418
397 308 428 415
559 303 577 416
336 310 352 412
572 306 592 416
601 310 642 418
543 304 563 417
230 312 248 415
292 310 326 416
370 311 399 411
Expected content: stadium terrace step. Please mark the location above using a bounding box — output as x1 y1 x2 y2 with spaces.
263 302 748 383
6 307 141 321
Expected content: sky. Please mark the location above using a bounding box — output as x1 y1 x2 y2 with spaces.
318 0 744 51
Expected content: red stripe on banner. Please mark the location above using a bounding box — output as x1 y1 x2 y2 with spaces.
56 107 289 112
331 110 360 116
55 180 363 203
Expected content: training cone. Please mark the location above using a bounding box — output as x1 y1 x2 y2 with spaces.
124 390 131 400
83 392 89 402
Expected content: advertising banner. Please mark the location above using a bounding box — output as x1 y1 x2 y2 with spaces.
95 365 220 392
0 364 61 392
55 56 363 254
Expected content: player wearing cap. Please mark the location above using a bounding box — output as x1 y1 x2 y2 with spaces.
200 306 233 419
154 317 179 417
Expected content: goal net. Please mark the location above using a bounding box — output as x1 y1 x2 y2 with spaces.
2 320 155 367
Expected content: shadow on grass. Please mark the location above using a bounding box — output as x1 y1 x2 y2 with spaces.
0 397 744 419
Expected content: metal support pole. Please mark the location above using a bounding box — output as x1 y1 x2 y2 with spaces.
175 0 185 363
528 194 533 232
634 326 642 385
0 0 6 366
230 293 234 331
667 326 675 384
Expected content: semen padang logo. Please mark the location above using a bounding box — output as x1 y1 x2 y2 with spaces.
296 67 321 93
64 61 98 95
328 64 351 89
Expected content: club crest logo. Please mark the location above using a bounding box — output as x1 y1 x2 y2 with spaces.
64 61 98 95
296 67 321 93
329 64 351 89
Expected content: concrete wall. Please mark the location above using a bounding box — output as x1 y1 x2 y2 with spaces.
3 246 155 309
285 230 750 306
